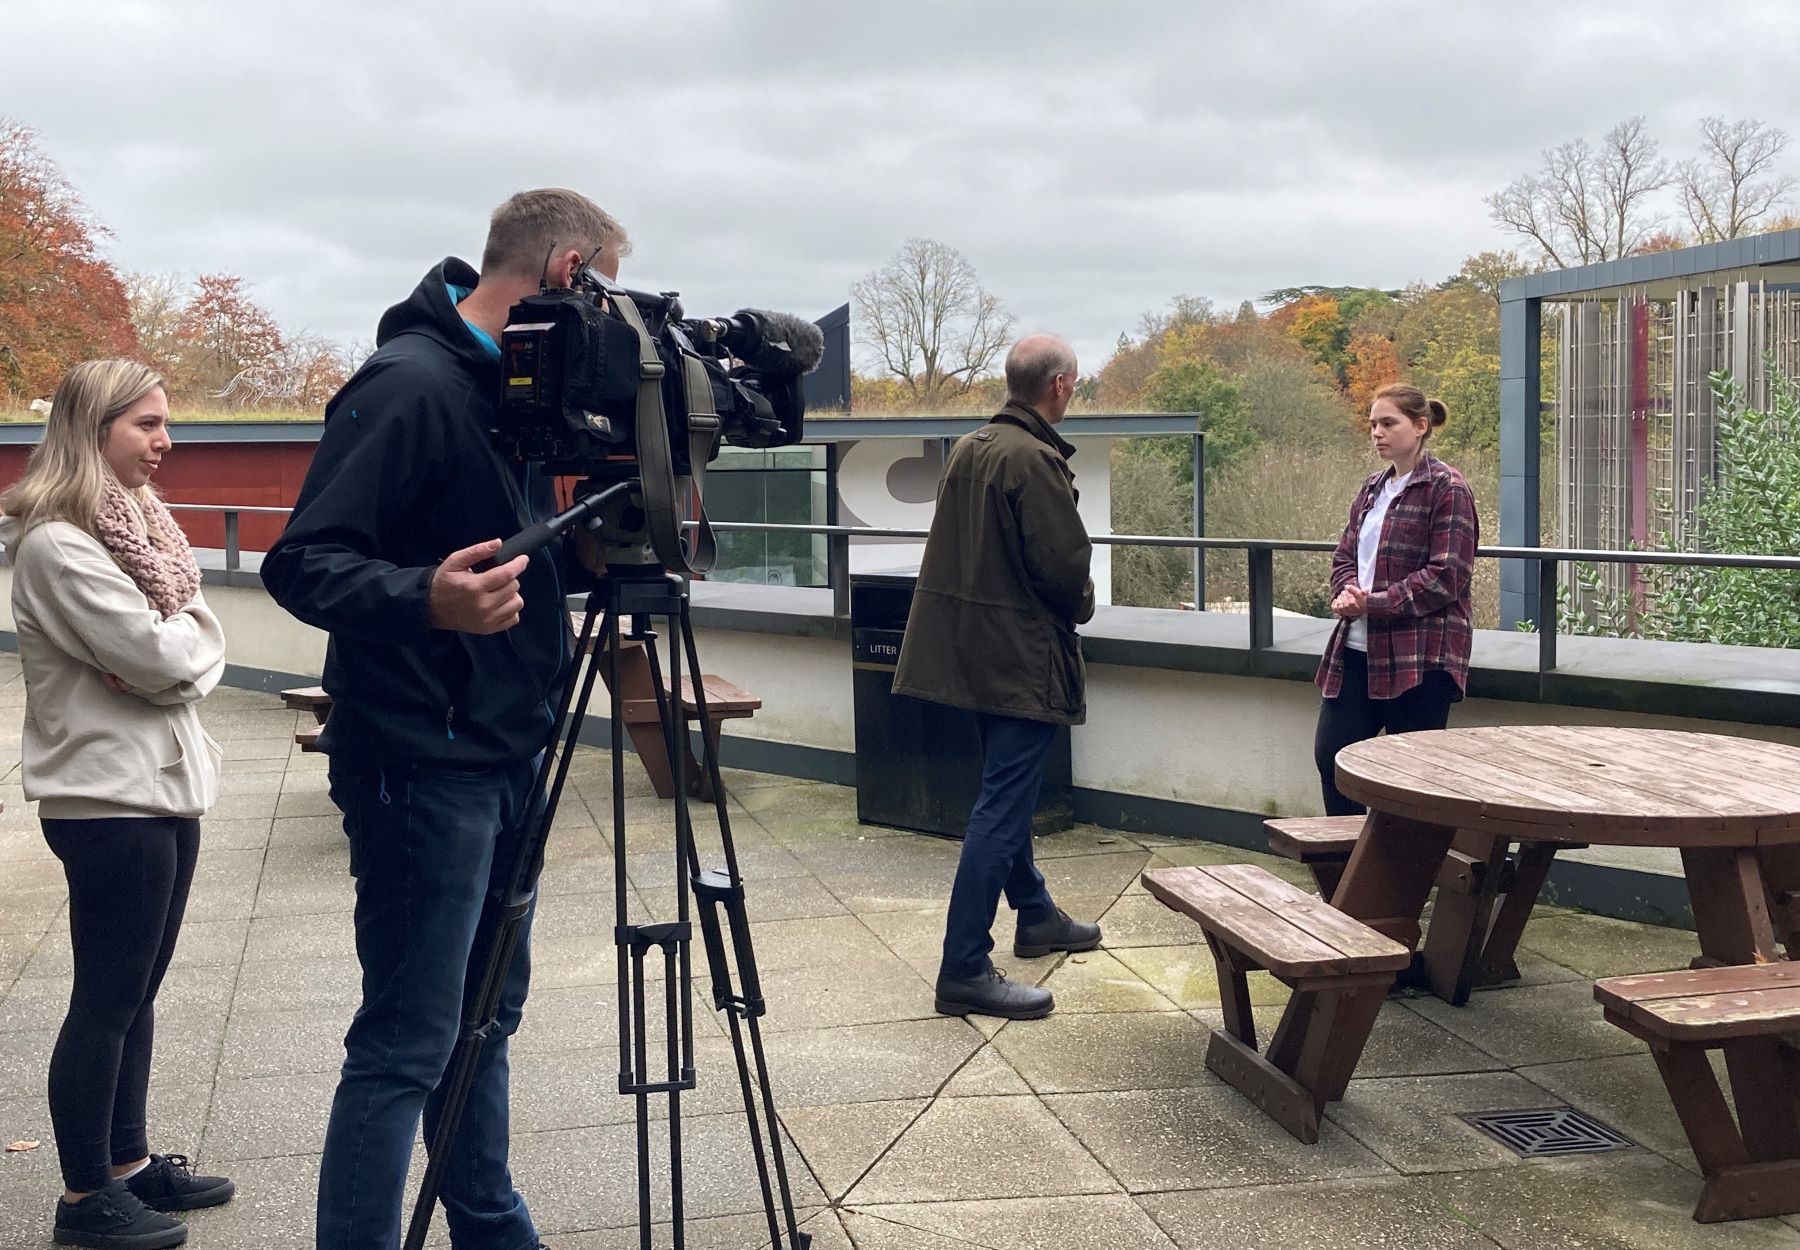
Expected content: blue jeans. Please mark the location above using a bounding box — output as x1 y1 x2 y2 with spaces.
939 713 1059 980
317 759 541 1250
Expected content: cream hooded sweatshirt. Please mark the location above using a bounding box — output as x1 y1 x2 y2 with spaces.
2 515 226 820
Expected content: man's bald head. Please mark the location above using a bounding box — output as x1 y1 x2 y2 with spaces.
1004 335 1079 413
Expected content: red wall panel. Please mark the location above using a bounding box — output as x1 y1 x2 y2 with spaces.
0 439 318 553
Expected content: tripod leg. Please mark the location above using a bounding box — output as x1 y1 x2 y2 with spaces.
639 624 699 1246
401 593 611 1250
677 597 812 1250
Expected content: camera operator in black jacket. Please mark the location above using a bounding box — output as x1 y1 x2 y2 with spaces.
262 189 627 1250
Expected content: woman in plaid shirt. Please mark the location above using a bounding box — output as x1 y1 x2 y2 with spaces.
1313 383 1480 815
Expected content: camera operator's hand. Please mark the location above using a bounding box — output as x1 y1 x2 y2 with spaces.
429 540 529 634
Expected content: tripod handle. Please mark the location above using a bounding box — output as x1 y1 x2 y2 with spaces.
491 520 556 567
482 480 636 569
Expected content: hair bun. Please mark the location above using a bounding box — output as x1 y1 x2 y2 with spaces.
1426 398 1447 427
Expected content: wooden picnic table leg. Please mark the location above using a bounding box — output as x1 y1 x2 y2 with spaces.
1722 1037 1800 1166
1682 846 1781 966
1758 844 1800 957
684 715 719 803
1476 839 1560 985
1265 809 1455 1113
1419 831 1510 1005
1679 846 1800 1174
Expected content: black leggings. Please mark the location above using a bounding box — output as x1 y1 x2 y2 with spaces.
42 816 200 1193
1313 650 1458 816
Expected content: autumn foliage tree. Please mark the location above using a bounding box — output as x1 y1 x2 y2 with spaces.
1344 332 1401 416
0 120 136 399
172 272 285 402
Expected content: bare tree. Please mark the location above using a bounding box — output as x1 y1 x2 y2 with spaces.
1488 118 1671 267
1678 117 1796 242
851 238 1014 405
123 270 185 371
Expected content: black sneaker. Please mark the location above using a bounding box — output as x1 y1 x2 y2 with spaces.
53 1179 187 1249
124 1155 235 1213
1014 907 1101 958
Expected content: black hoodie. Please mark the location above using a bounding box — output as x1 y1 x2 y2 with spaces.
262 258 568 766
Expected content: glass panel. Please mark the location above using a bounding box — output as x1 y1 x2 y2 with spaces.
704 445 828 586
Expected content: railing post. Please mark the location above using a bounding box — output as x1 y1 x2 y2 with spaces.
1247 546 1274 668
825 443 849 619
1191 431 1206 611
224 510 241 574
1537 556 1558 695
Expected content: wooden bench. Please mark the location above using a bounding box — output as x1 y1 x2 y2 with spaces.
577 615 762 801
1596 963 1800 1223
1264 815 1364 900
284 686 331 752
281 685 333 724
1142 863 1412 1143
1265 814 1575 1006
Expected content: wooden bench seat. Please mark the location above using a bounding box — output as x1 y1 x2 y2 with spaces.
281 686 333 724
1143 863 1411 1142
1264 814 1579 1005
295 724 323 753
579 616 762 801
1596 964 1800 1223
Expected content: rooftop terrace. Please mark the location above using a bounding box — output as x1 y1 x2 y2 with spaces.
3 658 1799 1248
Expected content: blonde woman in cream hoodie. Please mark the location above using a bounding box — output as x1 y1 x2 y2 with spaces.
1 361 234 1250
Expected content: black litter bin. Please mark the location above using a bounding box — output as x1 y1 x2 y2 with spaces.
850 572 1072 839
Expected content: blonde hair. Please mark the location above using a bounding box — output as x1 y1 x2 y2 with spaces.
0 360 167 537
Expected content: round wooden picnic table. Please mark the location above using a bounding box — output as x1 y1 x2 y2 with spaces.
1334 725 1800 968
1336 725 1800 848
1211 726 1800 1163
1328 725 1800 1211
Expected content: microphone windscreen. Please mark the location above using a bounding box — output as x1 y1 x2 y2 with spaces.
736 309 826 375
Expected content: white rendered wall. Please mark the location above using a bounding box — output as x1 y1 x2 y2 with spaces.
5 571 1793 825
834 436 1115 604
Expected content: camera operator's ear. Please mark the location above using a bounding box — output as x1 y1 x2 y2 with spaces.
545 247 585 291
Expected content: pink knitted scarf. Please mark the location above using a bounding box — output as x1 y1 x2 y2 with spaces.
92 477 201 618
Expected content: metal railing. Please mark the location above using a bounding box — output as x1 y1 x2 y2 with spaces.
168 504 1800 683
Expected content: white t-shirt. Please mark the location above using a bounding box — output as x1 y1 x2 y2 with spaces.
1346 469 1411 652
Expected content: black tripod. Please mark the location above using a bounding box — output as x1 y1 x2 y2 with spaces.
402 553 810 1248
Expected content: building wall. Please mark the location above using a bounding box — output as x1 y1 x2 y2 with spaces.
6 572 1792 826
0 441 318 551
835 435 1116 603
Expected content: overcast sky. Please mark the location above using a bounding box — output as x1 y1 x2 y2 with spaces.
8 0 1800 373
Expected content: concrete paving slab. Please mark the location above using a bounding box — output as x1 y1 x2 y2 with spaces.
780 1098 926 1200
1417 1153 1800 1248
507 1113 826 1233
1518 1052 1713 1173
1139 1177 1503 1249
993 1010 1217 1094
1046 1086 1392 1193
1329 1071 1586 1173
1406 980 1646 1068
937 1044 1033 1098
845 1095 1117 1205
1037 949 1182 1013
1112 943 1291 1010
1516 911 1703 980
853 1195 1181 1250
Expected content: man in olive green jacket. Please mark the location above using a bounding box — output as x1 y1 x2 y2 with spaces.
893 334 1102 1020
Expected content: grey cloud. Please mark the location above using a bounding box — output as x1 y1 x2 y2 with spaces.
5 0 1800 373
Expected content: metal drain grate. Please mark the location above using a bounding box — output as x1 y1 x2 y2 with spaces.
1460 1107 1635 1158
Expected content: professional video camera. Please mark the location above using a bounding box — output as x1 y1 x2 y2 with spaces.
491 265 823 575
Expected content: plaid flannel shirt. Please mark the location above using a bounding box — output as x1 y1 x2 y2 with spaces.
1315 452 1479 700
